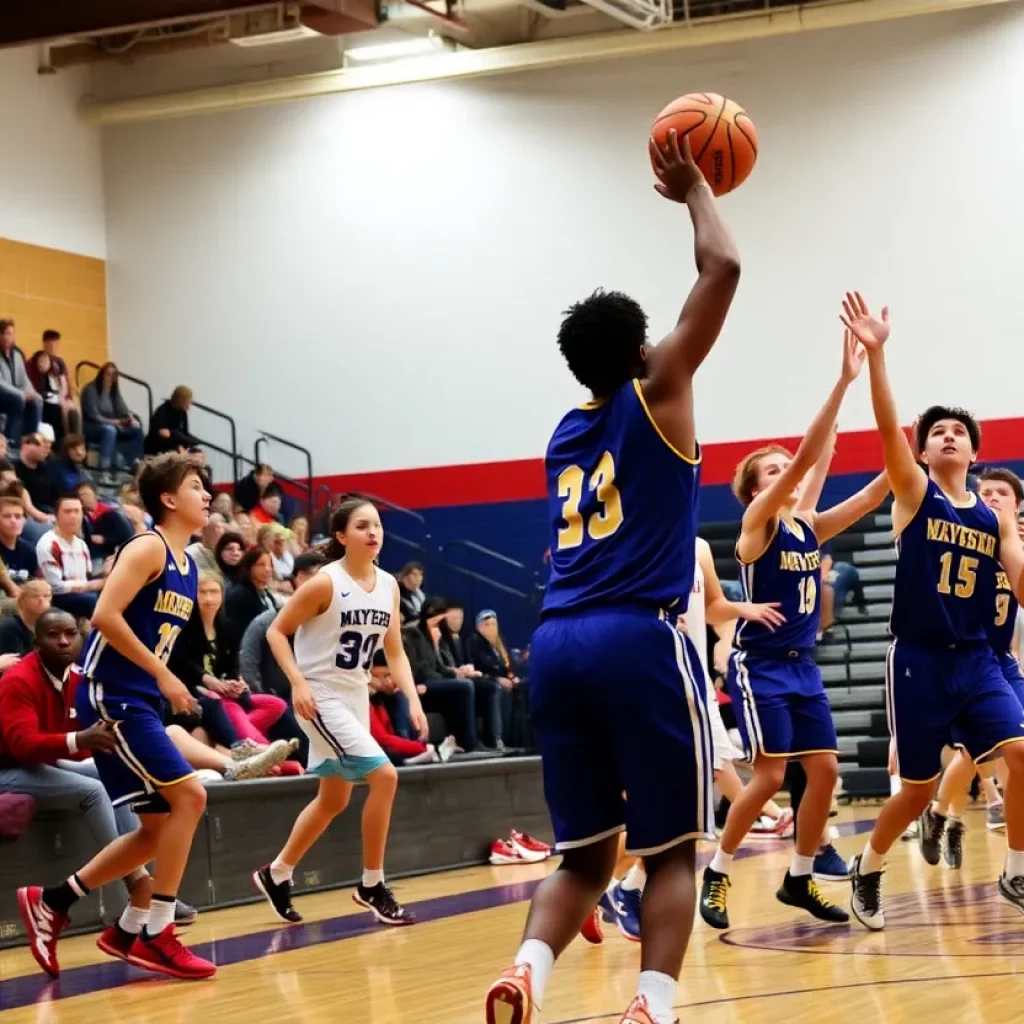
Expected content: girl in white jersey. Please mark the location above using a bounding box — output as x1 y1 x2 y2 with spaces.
252 497 428 927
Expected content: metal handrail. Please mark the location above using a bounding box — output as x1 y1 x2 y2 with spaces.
442 539 527 571
190 400 238 482
358 492 427 525
255 432 313 519
75 360 153 422
440 563 533 601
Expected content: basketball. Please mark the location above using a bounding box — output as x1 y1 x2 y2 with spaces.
650 93 758 197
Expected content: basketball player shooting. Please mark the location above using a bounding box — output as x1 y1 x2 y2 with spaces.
485 129 739 1024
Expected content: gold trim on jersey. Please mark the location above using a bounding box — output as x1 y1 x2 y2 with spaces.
631 379 700 465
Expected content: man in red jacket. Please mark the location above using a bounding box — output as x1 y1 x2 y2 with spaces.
0 609 194 923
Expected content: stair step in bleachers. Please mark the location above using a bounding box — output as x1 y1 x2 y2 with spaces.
851 547 897 566
817 639 890 662
863 582 894 601
832 709 874 732
820 660 886 683
826 685 885 709
852 564 898 584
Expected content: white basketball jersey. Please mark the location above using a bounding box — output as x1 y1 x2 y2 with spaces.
293 561 396 691
687 539 708 678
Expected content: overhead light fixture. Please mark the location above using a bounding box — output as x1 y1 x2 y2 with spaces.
229 25 322 47
344 35 445 62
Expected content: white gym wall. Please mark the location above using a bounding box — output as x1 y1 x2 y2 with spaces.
101 2 1024 477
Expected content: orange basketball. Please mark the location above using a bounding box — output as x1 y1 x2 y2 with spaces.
650 93 758 197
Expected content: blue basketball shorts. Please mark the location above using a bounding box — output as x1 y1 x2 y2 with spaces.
887 641 1024 783
528 607 713 858
726 650 838 760
76 678 196 814
998 651 1024 710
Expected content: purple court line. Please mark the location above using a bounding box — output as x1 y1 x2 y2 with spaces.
0 819 870 1012
548 970 1024 1024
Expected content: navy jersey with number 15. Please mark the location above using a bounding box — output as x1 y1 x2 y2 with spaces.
543 379 700 616
890 479 1000 648
736 515 821 652
79 533 197 703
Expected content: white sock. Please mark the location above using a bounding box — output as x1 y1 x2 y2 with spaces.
790 853 815 878
621 864 647 893
636 970 677 1024
890 775 902 796
1005 848 1024 879
988 796 1004 808
709 848 734 875
144 897 175 939
270 858 294 886
118 903 149 935
514 938 554 1008
362 868 385 888
860 841 885 875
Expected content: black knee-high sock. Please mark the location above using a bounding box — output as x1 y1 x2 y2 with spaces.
42 873 90 915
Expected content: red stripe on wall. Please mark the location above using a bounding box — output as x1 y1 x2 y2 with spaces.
315 416 1024 510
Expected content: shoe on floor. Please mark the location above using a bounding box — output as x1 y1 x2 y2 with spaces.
489 839 523 865
917 805 946 866
699 867 730 930
509 830 551 862
127 924 216 979
942 818 965 870
606 881 642 942
352 882 416 925
16 886 67 978
849 854 885 931
776 871 849 923
620 994 662 1024
998 872 1024 914
252 865 303 924
987 803 1006 831
96 924 136 962
175 900 198 925
813 843 851 881
486 963 534 1024
580 905 604 944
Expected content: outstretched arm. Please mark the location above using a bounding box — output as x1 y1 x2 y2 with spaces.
841 293 925 532
796 423 838 513
737 331 865 563
810 472 890 545
642 130 741 461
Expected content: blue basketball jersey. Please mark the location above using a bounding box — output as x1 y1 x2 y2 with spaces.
989 567 1018 656
542 379 700 616
79 532 198 703
736 514 821 652
890 479 1000 647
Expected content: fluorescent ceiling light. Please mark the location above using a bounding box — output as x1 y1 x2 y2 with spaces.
345 36 443 61
230 25 322 47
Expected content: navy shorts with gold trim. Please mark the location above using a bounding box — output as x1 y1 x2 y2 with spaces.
76 678 196 814
887 641 1024 783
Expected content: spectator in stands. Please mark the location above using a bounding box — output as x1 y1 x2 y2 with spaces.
188 445 214 495
187 512 226 577
234 509 257 548
80 361 144 476
0 580 52 663
0 319 42 444
15 432 58 544
469 610 522 688
145 385 195 456
27 330 80 439
239 551 325 702
0 493 39 586
76 481 135 562
440 603 506 749
369 655 453 766
290 515 309 554
211 492 235 522
28 351 67 443
397 562 426 623
215 530 246 583
51 434 94 493
169 573 303 764
251 483 284 526
403 597 482 752
37 494 104 618
258 524 294 589
818 539 864 639
234 463 273 513
225 547 281 635
0 608 194 919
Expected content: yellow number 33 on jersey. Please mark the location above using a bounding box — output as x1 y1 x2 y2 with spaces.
557 450 625 550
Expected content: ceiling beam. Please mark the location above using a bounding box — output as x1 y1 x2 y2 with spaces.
0 0 281 47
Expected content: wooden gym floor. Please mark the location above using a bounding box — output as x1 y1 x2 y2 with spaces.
2 806 1023 1024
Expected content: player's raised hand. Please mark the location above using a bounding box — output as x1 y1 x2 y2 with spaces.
649 129 706 203
841 328 867 383
839 292 890 351
292 680 318 721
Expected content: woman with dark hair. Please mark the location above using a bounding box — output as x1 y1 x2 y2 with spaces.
252 495 428 927
215 530 246 583
169 573 305 768
397 562 425 623
80 361 143 473
403 596 493 751
224 547 280 635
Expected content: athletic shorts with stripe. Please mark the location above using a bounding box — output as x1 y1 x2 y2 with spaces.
528 606 714 858
298 683 390 781
998 651 1024 709
887 641 1024 783
75 679 196 814
726 650 838 761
